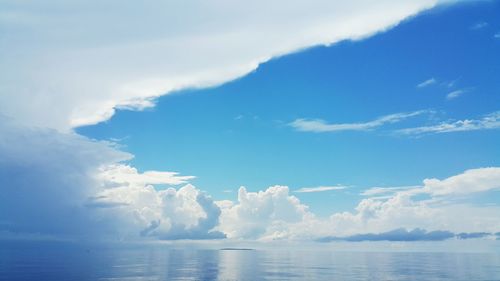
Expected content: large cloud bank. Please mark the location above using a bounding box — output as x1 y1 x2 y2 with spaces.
0 117 130 238
1 117 499 240
0 120 224 240
3 0 497 242
1 0 452 130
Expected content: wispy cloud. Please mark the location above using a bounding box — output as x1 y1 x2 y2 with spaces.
446 89 466 100
495 32 500 39
444 78 460 88
290 111 426 133
99 164 195 186
470 21 488 30
294 185 347 193
417 78 437 88
361 185 422 196
398 111 500 136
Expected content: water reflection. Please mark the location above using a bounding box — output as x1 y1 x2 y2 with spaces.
1 241 500 280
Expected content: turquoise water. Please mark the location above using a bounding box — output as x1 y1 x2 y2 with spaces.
1 241 500 280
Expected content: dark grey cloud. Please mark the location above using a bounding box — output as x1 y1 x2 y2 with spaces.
315 228 493 242
0 118 227 241
456 232 491 240
0 117 131 238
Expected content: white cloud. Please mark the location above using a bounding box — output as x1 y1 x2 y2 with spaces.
290 111 426 133
0 117 223 240
1 121 499 241
98 184 226 240
446 89 466 100
495 32 500 39
330 167 500 236
417 78 437 88
1 0 496 243
421 167 500 196
364 167 500 198
329 193 441 235
445 78 460 88
0 0 454 130
217 169 499 239
294 185 347 193
398 111 500 135
470 21 488 30
99 164 194 187
361 185 421 196
217 186 314 240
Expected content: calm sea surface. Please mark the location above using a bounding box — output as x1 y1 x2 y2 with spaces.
1 241 500 281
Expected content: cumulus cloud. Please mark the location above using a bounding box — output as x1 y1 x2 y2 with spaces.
330 167 500 236
135 185 226 240
398 111 500 136
294 185 347 193
86 182 226 240
0 117 222 240
1 0 495 243
217 186 314 240
290 111 426 133
2 122 499 241
0 0 454 130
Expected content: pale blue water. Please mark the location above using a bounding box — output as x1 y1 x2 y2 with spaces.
1 241 500 281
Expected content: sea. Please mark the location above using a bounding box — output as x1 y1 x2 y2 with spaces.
1 240 500 281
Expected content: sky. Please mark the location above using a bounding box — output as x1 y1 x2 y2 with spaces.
1 0 500 242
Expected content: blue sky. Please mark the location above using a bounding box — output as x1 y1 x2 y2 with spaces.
78 1 500 216
1 0 500 241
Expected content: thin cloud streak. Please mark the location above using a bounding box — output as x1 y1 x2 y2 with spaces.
445 78 460 88
290 111 426 133
417 78 437 88
294 186 348 193
470 21 488 30
446 89 466 100
361 185 422 196
397 111 500 136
